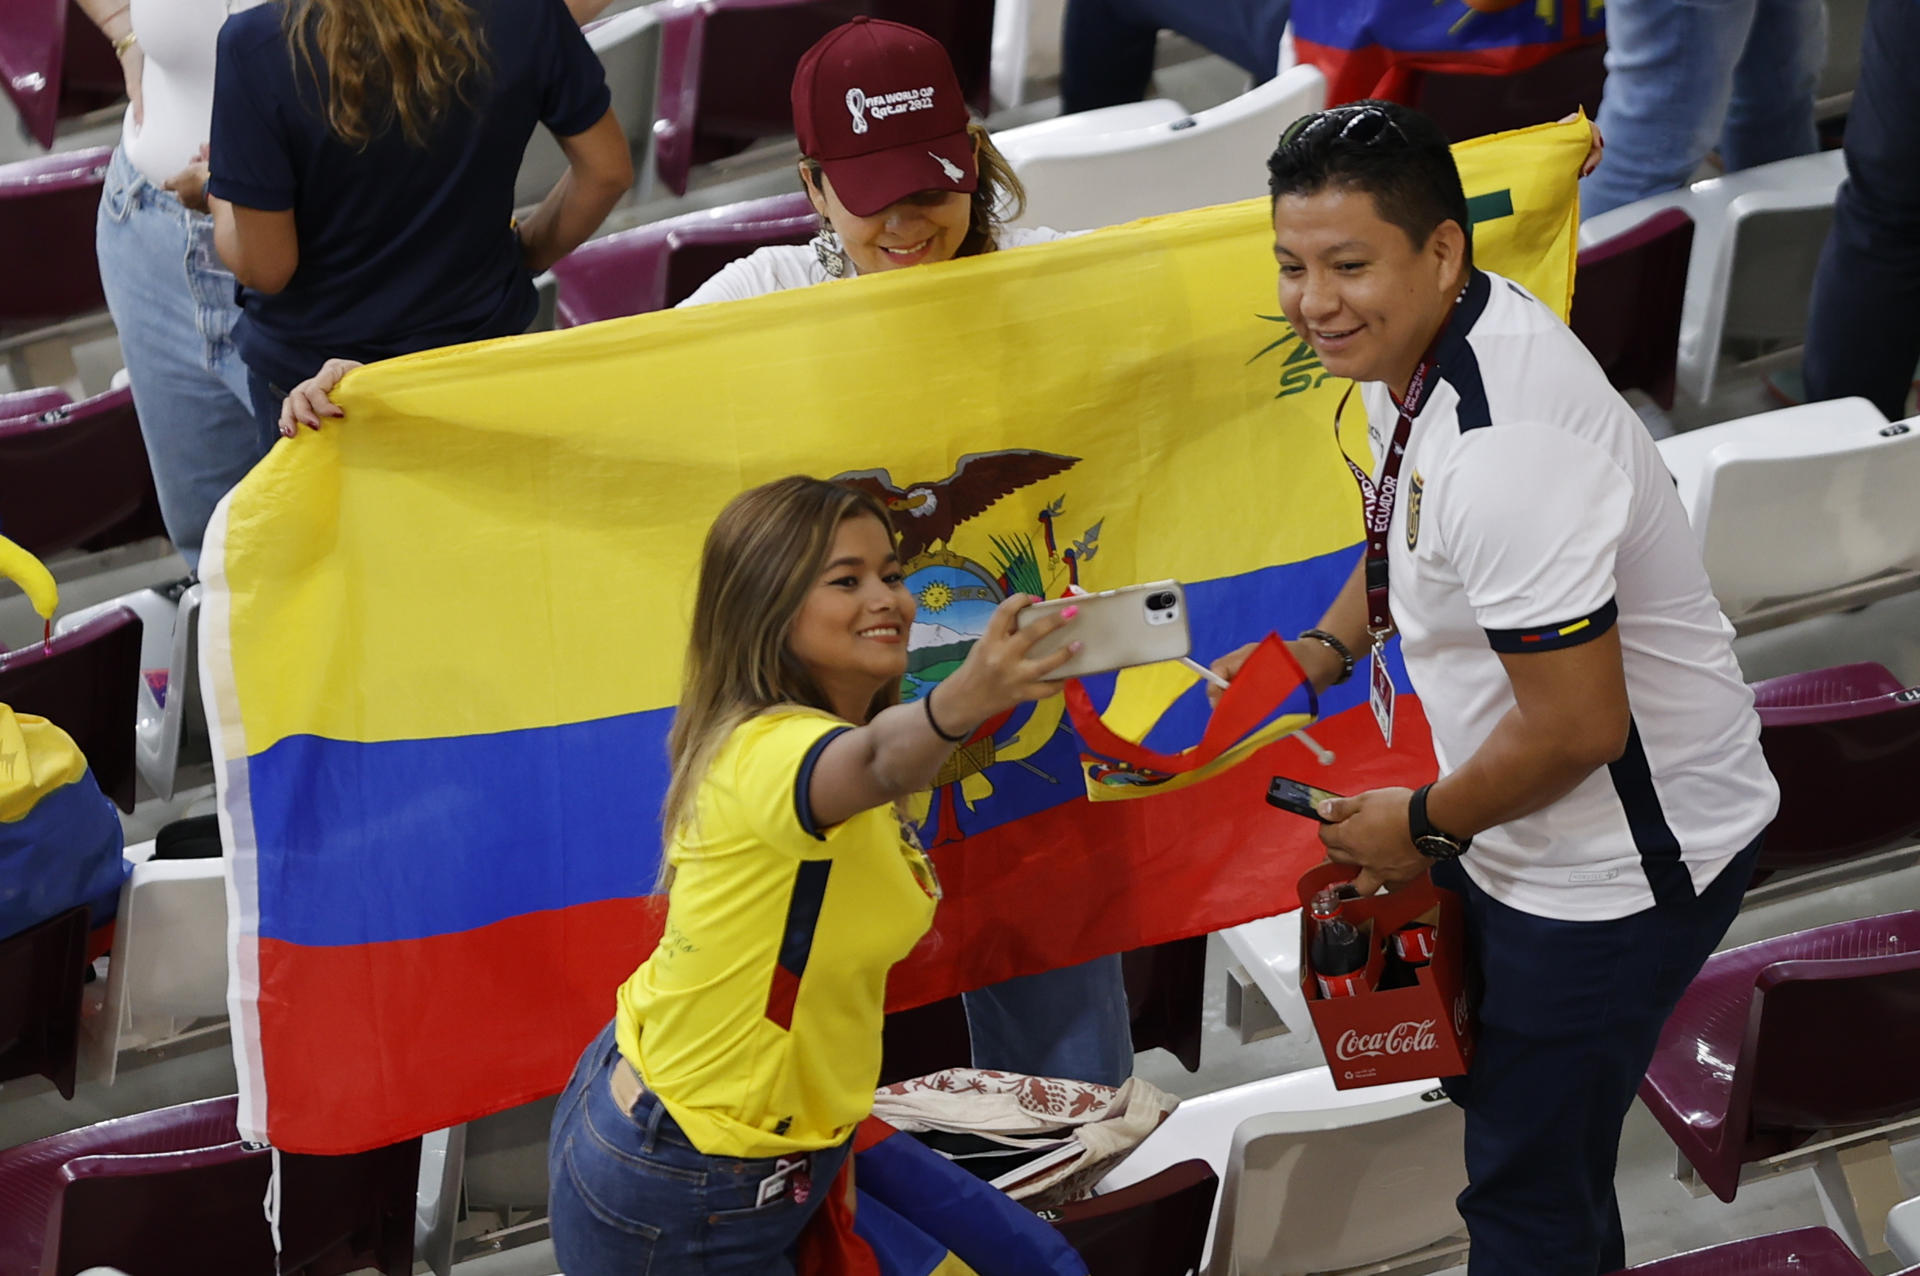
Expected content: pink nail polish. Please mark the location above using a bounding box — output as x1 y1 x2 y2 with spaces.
1062 605 1080 619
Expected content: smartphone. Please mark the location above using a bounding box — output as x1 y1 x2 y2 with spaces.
1014 580 1191 681
1267 776 1346 823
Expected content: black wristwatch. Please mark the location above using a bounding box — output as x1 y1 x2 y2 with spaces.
1409 782 1471 861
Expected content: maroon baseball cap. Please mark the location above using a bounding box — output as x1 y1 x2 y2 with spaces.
791 17 979 218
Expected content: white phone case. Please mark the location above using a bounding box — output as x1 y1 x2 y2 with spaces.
1015 580 1192 680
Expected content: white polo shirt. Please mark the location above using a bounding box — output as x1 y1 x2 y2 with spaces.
1360 269 1778 921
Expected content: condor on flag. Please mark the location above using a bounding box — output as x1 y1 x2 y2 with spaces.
201 120 1592 1154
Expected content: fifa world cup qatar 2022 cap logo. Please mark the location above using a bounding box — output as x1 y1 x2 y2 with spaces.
846 88 870 134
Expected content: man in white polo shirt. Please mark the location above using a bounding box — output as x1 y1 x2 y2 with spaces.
1212 103 1779 1275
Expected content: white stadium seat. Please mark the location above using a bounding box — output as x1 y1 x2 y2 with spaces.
55 581 210 802
83 848 229 1085
993 97 1192 151
516 6 663 207
1656 399 1920 631
990 0 1068 109
1581 150 1846 408
995 64 1326 231
1219 907 1315 1041
1888 1192 1920 1266
1096 1069 1461 1274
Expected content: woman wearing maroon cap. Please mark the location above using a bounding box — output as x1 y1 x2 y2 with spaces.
680 16 1060 298
681 16 1135 1098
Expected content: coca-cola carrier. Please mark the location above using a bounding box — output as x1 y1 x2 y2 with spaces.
1298 863 1476 1088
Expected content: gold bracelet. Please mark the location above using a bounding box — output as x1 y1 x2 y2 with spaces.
112 30 138 58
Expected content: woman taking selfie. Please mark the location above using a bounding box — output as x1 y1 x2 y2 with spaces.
674 18 1136 1091
546 477 1075 1274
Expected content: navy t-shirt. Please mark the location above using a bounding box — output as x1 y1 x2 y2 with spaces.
208 0 610 390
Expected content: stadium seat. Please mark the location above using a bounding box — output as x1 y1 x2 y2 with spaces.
997 65 1327 231
1890 1193 1920 1267
0 607 142 813
550 190 816 324
0 145 113 333
0 904 89 1100
0 0 123 148
1613 1227 1875 1274
0 386 167 560
1639 913 1920 1250
1096 1069 1460 1274
989 0 1067 109
56 581 210 802
1580 150 1846 407
515 6 663 206
1569 208 1694 410
1405 41 1607 143
1748 662 1920 878
1122 933 1208 1073
82 849 227 1085
0 386 74 419
992 97 1191 148
1655 399 1920 632
1219 907 1313 1043
461 1094 560 1241
0 1094 421 1276
1049 1159 1217 1276
414 1125 466 1276
649 0 993 196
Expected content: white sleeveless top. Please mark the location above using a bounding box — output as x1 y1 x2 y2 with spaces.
121 0 267 184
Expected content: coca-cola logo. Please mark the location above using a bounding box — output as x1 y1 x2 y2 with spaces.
1336 1019 1438 1061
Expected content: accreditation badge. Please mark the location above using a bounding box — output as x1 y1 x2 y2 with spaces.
1368 639 1396 748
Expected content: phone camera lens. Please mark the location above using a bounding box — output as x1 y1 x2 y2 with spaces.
1147 591 1175 610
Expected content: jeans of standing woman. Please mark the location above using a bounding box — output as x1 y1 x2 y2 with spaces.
1060 0 1294 114
1804 0 1920 420
1580 0 1826 219
95 145 271 570
548 1020 853 1276
963 952 1135 1086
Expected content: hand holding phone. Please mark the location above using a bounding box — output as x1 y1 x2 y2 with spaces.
1267 775 1346 823
1013 580 1191 680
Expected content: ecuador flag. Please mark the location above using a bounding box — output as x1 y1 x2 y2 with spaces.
202 121 1591 1153
1294 0 1606 108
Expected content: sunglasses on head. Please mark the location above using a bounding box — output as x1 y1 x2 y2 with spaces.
1278 104 1409 151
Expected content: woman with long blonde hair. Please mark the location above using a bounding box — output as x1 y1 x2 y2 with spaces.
678 19 1140 1092
547 476 1075 1274
201 0 631 438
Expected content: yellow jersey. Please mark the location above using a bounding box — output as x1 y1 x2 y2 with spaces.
616 708 938 1157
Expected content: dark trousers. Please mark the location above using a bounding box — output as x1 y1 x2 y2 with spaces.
1431 835 1762 1276
245 367 290 453
1059 0 1295 114
1804 0 1920 420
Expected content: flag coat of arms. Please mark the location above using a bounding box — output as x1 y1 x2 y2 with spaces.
203 121 1591 1153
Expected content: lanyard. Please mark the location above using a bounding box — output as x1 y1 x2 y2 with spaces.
1333 320 1452 643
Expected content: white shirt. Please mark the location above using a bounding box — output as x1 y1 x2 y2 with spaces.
123 0 268 184
1360 269 1778 921
677 225 1066 306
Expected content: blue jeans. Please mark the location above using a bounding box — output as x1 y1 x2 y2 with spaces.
548 1021 853 1276
1432 835 1762 1276
1581 0 1826 218
962 953 1135 1086
1060 0 1294 112
95 145 271 570
1804 0 1920 420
